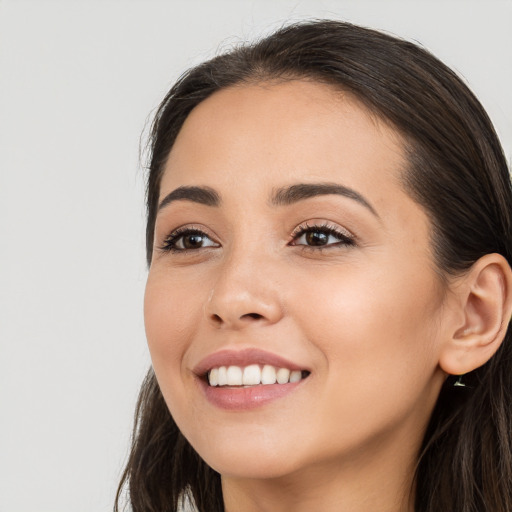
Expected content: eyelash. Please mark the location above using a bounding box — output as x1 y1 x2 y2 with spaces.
290 222 356 250
159 223 356 254
159 227 218 253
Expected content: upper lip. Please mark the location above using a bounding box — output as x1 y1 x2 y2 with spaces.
193 348 308 377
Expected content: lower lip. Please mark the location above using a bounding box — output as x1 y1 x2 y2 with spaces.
200 379 305 410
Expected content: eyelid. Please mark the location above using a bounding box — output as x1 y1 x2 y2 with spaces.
156 220 356 255
290 220 355 241
157 224 221 253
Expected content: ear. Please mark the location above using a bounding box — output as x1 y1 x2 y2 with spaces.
439 253 512 376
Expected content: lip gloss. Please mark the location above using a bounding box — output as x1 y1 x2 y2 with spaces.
193 348 309 410
200 378 304 410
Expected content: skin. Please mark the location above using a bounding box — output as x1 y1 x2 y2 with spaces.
145 80 463 511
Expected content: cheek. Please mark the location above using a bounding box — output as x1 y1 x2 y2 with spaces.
283 264 444 457
291 261 443 387
144 269 203 375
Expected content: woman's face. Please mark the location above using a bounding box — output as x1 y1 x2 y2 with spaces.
145 80 449 479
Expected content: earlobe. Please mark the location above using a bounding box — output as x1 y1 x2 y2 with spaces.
439 253 512 376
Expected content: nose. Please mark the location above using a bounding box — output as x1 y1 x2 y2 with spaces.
205 253 284 330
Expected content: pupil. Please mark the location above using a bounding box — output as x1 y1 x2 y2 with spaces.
184 234 203 249
306 231 327 246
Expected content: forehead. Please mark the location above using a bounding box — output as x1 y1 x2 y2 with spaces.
160 80 406 210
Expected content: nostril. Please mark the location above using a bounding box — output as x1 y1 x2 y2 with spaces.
208 312 263 326
243 313 263 320
211 314 223 323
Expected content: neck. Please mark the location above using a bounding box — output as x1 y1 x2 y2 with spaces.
222 436 417 512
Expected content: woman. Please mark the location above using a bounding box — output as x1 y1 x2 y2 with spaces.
115 20 512 512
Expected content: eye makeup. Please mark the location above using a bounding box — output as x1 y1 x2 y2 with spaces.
159 226 220 253
289 222 356 250
158 220 356 255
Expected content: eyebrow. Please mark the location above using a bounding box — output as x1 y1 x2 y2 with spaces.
270 182 379 217
158 186 220 211
157 182 378 217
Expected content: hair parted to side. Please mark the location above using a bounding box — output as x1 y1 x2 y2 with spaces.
115 20 512 512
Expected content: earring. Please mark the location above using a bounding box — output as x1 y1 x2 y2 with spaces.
453 375 466 387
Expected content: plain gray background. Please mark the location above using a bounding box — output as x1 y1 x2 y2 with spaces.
1 1 511 511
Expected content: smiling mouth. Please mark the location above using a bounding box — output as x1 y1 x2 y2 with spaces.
207 364 311 387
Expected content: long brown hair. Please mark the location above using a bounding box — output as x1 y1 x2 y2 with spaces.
115 20 512 512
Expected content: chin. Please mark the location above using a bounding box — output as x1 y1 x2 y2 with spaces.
206 453 299 480
187 430 304 480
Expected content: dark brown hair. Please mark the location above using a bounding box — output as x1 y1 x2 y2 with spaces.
115 20 512 512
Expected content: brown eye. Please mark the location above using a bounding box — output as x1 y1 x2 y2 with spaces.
305 230 329 246
161 229 219 252
292 224 355 249
182 233 206 249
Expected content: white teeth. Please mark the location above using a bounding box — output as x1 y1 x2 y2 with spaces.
217 366 228 386
242 364 261 385
207 364 308 387
261 365 277 384
276 368 290 384
209 368 219 386
289 370 302 383
226 366 243 386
